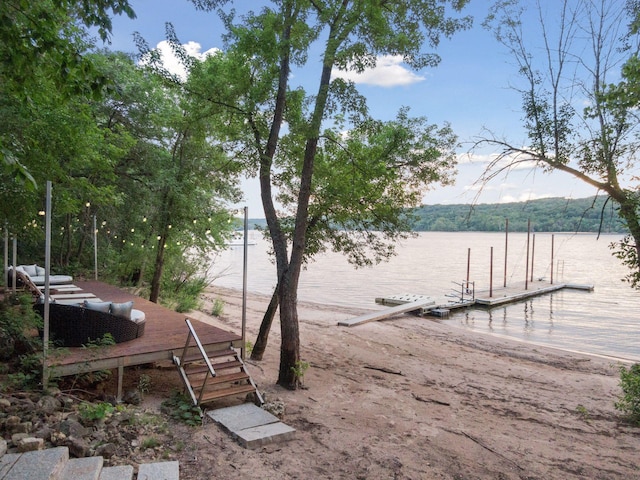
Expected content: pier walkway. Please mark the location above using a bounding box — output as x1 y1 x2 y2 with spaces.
338 280 593 327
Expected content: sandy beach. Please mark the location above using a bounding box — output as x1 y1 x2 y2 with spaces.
171 286 639 479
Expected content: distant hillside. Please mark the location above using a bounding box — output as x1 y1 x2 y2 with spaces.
245 196 626 233
411 196 625 232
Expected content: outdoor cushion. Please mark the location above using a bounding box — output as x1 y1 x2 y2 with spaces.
84 300 111 313
110 301 134 320
35 266 45 276
22 264 37 277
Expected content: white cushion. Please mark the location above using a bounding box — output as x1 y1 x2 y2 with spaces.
110 301 134 320
22 265 37 277
83 300 111 313
35 266 45 276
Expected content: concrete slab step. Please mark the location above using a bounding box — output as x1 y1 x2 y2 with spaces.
60 456 103 480
98 465 134 480
0 446 68 480
137 461 179 480
207 403 296 449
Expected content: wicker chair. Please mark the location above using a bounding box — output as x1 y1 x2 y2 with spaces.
34 303 145 347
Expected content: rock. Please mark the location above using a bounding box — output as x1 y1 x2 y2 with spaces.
10 421 32 434
16 437 44 452
263 400 286 418
59 418 89 438
95 442 117 458
66 436 91 458
37 395 62 415
123 389 142 405
0 398 11 409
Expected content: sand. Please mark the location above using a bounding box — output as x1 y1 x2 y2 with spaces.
176 286 639 479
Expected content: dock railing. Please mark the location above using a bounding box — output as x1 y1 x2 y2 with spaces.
447 280 475 304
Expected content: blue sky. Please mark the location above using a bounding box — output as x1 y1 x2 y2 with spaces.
102 0 607 215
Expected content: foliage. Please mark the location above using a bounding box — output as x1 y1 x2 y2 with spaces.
78 401 115 424
480 0 640 289
185 0 472 389
411 196 626 232
141 436 161 449
161 391 202 427
211 298 224 317
138 373 152 396
290 360 310 386
615 363 640 425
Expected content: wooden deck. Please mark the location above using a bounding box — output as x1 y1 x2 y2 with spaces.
44 280 242 398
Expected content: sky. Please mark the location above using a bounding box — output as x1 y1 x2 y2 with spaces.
101 0 613 216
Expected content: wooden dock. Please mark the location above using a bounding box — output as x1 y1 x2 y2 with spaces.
338 281 594 327
44 280 242 398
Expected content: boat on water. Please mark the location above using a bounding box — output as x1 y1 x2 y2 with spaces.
226 232 258 246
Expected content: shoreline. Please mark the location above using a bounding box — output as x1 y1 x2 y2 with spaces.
185 285 640 480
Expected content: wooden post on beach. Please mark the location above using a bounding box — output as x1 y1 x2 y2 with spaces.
525 219 531 290
489 246 494 297
504 218 508 287
530 233 536 282
551 234 555 284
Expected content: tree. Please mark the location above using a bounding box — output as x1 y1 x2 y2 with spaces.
478 0 640 288
188 1 470 389
0 0 135 177
89 51 242 302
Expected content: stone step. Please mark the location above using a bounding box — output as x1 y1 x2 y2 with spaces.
0 447 178 480
0 446 68 480
98 465 134 480
137 461 180 480
59 456 103 480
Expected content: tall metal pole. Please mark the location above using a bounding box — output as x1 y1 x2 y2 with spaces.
525 219 531 290
43 181 52 389
504 218 508 287
12 237 17 295
3 224 7 289
489 246 494 298
530 233 536 282
93 215 98 280
551 234 555 284
241 206 248 360
466 247 471 291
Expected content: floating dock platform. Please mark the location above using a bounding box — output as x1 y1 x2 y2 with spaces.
338 281 594 327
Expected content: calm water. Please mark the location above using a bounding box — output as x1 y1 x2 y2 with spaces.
210 231 640 362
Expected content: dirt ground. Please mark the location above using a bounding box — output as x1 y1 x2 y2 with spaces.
136 286 638 480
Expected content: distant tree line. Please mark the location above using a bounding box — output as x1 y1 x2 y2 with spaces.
410 196 625 232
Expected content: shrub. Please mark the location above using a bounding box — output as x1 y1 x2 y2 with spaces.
615 363 640 425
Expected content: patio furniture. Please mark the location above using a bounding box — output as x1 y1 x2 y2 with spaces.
34 302 146 347
7 265 73 287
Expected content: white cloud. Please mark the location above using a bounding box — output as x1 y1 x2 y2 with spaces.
145 40 220 80
332 55 425 87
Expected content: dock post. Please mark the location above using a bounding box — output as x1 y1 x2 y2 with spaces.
531 233 535 282
504 218 508 287
489 246 494 297
525 219 531 290
466 248 471 292
551 234 555 284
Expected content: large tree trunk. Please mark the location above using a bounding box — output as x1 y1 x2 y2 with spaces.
250 284 279 361
149 233 166 303
277 273 300 388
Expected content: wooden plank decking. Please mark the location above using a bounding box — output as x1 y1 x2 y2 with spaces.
44 281 242 394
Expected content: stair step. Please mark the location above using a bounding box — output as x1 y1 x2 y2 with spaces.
0 447 68 480
99 465 134 480
180 348 236 365
137 461 180 480
187 370 249 385
197 383 258 404
60 456 103 480
184 360 242 374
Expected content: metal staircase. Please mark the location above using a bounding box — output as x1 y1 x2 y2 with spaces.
173 319 263 408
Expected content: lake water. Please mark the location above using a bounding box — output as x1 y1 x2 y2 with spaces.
210 231 640 363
